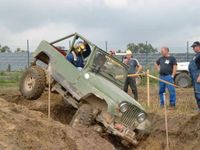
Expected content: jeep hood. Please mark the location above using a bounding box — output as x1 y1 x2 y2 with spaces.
87 72 145 112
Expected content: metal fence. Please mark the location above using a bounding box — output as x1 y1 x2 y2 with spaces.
0 52 195 71
0 52 32 71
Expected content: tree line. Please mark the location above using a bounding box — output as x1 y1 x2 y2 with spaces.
114 43 157 53
0 42 158 53
127 42 157 53
0 44 25 53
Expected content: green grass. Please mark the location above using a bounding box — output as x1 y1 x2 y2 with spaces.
140 69 159 86
0 71 22 87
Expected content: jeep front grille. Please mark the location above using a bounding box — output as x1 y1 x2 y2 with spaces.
120 104 140 130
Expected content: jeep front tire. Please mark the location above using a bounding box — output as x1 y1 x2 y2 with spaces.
70 104 94 128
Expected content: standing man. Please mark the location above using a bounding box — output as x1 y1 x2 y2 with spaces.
189 41 200 111
155 47 177 108
123 50 143 100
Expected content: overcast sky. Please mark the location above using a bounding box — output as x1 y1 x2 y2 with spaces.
0 0 200 53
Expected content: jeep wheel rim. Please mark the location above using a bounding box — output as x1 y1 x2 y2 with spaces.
24 76 36 91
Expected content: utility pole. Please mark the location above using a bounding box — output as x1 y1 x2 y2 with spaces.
27 40 30 67
187 41 189 62
69 40 71 49
146 41 148 67
105 41 108 52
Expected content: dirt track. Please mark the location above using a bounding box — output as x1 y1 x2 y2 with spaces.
0 87 200 150
0 89 115 150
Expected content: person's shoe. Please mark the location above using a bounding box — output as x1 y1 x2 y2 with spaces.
198 105 200 112
168 104 176 110
160 105 164 108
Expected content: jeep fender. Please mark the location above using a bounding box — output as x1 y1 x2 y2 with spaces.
80 93 119 116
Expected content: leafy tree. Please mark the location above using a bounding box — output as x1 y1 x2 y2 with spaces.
15 48 25 52
127 42 157 53
116 49 122 53
0 45 11 53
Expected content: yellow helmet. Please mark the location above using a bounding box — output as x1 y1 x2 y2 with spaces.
75 42 86 52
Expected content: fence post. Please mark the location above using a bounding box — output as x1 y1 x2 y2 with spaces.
145 41 148 66
7 64 11 72
147 69 150 106
187 41 189 62
27 40 30 67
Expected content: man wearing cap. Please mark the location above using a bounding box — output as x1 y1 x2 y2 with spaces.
155 47 177 108
123 50 143 100
189 41 200 111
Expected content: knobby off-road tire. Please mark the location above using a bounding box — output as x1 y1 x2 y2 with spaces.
70 104 94 128
20 65 46 100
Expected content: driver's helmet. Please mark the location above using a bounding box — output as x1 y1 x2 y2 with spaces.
74 41 86 53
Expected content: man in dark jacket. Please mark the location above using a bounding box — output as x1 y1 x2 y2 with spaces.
189 41 200 112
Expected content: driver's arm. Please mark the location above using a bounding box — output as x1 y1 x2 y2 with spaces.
66 53 74 63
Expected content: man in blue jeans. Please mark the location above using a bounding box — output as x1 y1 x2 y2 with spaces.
155 47 177 108
189 41 200 111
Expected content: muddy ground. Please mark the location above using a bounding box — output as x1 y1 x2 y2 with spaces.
0 86 200 150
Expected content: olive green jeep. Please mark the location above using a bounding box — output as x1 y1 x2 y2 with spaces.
20 33 150 145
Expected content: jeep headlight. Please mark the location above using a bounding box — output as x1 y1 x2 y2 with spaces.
137 112 146 123
119 102 128 113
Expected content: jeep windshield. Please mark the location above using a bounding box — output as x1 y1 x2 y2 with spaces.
91 48 127 89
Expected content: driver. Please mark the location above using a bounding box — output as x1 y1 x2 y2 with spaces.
66 41 91 70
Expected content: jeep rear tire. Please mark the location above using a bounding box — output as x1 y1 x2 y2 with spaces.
20 66 46 100
70 104 94 128
175 73 191 88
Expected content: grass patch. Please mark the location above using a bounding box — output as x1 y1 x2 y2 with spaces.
140 69 159 86
0 71 22 87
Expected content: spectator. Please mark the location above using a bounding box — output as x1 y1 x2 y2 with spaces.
189 41 200 112
123 50 142 100
155 47 177 108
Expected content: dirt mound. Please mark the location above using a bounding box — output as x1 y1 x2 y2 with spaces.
137 113 200 150
0 90 76 124
177 114 200 150
0 97 115 150
1 88 200 150
0 89 130 150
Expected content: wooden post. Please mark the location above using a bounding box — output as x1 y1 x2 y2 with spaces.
163 93 170 150
147 69 150 106
48 64 51 119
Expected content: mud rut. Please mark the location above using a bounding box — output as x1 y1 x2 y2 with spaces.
1 89 200 150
